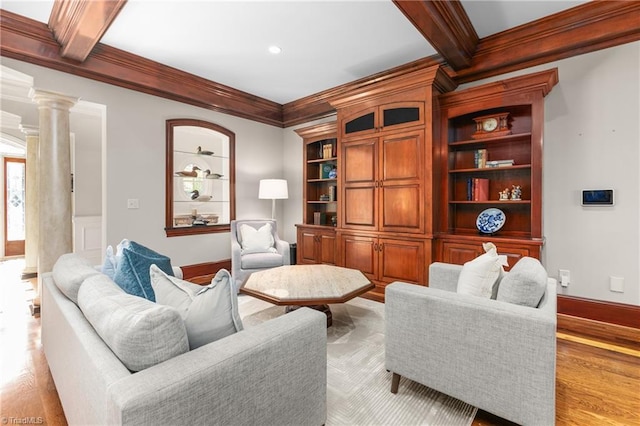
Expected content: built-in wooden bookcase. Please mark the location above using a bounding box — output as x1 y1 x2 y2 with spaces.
435 69 558 267
295 122 338 265
296 122 338 227
447 105 533 237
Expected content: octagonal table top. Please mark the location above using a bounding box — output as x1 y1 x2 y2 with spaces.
240 264 373 305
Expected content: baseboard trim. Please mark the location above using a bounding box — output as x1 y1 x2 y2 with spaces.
180 259 231 284
557 314 640 352
557 295 640 329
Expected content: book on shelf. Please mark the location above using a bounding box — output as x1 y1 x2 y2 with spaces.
474 149 488 168
313 211 326 225
486 159 515 168
322 141 336 159
466 177 489 201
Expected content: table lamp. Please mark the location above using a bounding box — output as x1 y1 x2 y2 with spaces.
259 179 288 219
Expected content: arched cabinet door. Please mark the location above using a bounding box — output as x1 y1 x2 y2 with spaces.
165 119 236 237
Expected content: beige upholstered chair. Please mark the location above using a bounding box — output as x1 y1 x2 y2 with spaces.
230 219 290 292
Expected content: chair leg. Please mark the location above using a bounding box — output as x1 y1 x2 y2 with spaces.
391 372 401 394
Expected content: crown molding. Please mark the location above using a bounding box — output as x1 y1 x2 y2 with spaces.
452 1 640 83
0 10 283 127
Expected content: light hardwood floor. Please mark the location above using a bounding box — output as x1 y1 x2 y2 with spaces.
1 258 638 426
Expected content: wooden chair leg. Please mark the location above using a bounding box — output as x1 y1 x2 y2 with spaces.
391 372 401 394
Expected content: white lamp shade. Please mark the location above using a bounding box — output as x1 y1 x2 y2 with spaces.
259 179 288 199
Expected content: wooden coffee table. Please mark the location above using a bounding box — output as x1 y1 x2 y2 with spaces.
240 264 374 327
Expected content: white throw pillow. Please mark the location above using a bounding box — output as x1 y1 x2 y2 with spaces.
240 223 276 253
457 242 508 299
101 239 131 279
150 265 244 350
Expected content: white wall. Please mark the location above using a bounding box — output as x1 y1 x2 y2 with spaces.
1 57 285 268
459 41 640 306
4 40 639 305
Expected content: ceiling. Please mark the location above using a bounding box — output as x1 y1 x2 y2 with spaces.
1 0 587 105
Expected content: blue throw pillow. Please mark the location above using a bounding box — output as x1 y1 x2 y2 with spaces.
113 241 174 302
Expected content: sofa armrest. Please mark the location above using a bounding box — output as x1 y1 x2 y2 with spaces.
428 262 462 292
107 307 327 426
385 281 556 426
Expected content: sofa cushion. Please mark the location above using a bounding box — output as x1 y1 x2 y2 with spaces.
240 223 276 254
457 242 508 299
497 257 548 307
101 239 130 279
150 265 243 349
78 274 189 372
113 241 174 302
52 253 101 304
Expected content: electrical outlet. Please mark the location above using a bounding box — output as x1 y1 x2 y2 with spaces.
127 199 139 209
610 276 624 293
559 269 570 287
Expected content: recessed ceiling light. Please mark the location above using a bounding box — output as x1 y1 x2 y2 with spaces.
268 45 282 55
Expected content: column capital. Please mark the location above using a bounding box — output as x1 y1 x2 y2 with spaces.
19 124 40 137
29 88 79 110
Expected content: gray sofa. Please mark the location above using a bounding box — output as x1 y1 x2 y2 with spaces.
385 262 557 426
41 254 326 425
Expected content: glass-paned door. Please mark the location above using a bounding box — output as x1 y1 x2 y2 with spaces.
4 157 26 257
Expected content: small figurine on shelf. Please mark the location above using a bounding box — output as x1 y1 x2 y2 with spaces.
499 187 510 201
511 185 522 200
175 165 200 177
196 146 214 156
328 167 337 179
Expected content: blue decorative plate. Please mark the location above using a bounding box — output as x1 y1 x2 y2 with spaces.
476 208 506 234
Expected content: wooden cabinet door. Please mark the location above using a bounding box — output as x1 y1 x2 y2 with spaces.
341 234 377 281
440 239 538 270
379 101 424 133
440 241 482 265
379 238 425 284
378 129 425 234
298 229 320 264
341 138 378 231
319 231 336 264
340 107 378 139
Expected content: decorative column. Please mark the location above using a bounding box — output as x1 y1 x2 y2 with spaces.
30 89 78 284
20 125 39 280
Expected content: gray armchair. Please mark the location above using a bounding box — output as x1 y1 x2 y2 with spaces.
230 219 290 292
385 262 557 426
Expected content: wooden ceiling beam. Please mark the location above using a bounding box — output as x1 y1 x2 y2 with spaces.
393 0 478 70
49 0 127 62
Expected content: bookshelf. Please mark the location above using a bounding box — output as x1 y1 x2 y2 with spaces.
435 69 559 267
294 122 338 265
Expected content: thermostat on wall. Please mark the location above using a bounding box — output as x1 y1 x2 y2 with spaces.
581 189 614 206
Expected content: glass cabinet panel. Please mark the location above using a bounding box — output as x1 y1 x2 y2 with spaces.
165 119 235 237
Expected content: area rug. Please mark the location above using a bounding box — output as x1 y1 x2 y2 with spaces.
238 296 477 426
